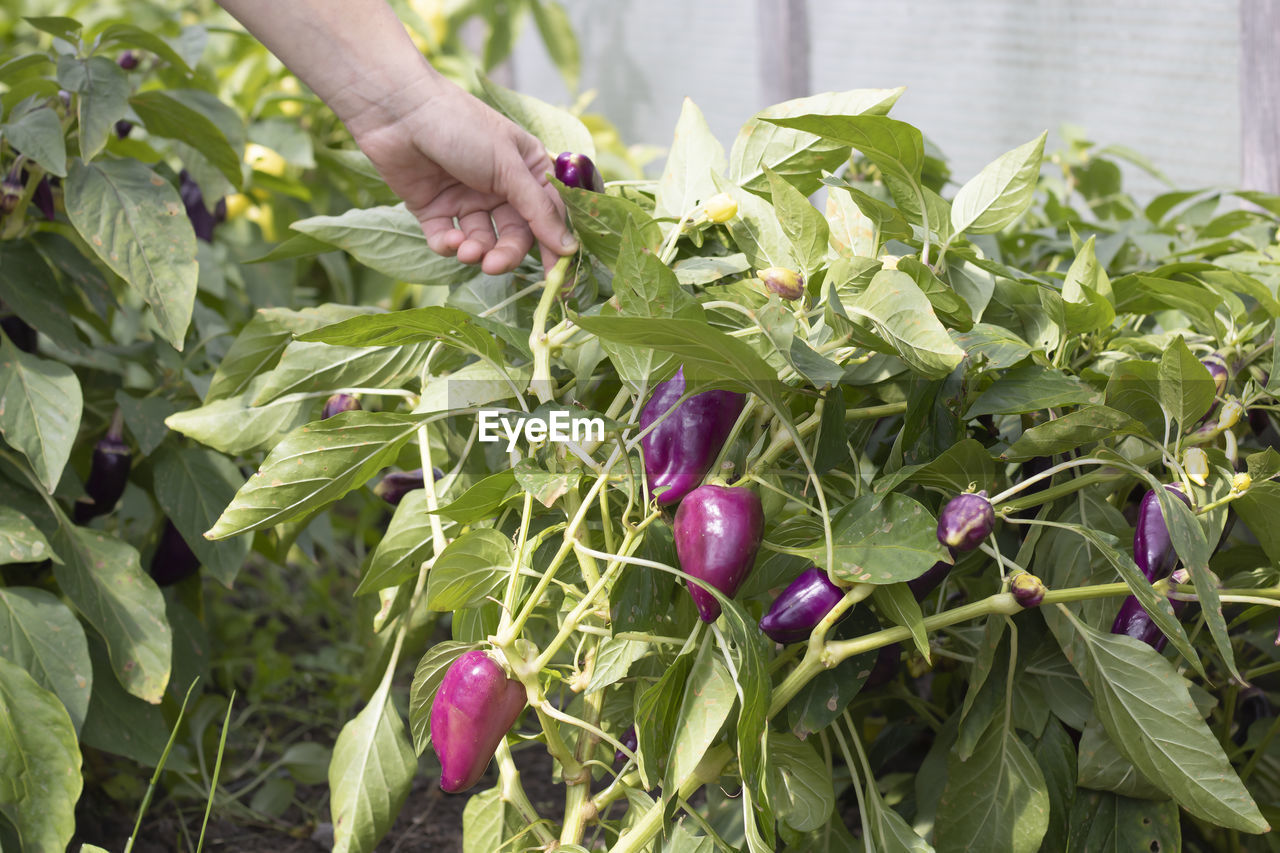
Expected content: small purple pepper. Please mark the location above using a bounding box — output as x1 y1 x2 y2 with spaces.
118 51 139 70
1133 485 1191 579
554 152 605 193
321 393 361 419
907 557 953 600
178 170 220 242
640 366 746 506
150 520 201 586
937 492 995 551
1010 572 1046 608
115 119 133 140
431 650 527 793
614 725 638 766
674 485 764 622
759 567 847 644
31 176 54 221
374 469 426 505
74 410 132 524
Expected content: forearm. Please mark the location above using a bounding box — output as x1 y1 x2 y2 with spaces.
215 0 444 132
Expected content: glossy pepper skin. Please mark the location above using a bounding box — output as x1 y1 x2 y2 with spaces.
321 393 361 419
554 152 604 193
907 558 953 601
640 366 745 506
937 492 994 551
1010 572 1047 608
374 469 425 505
674 485 764 622
431 650 526 793
74 411 132 524
759 567 846 644
150 520 201 586
179 170 223 242
1110 486 1192 649
118 50 139 70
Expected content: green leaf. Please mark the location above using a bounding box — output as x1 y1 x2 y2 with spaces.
872 584 930 661
710 171 797 271
763 114 926 219
935 715 1050 853
634 651 694 789
1065 791 1181 853
291 204 477 286
56 54 128 161
0 656 81 853
729 88 903 195
165 382 313 456
965 364 1099 418
950 132 1046 235
1 105 66 177
786 607 881 738
1003 405 1147 461
0 505 57 565
1232 480 1280 565
718 599 771 796
0 336 83 493
952 323 1032 369
898 256 973 331
1059 236 1115 333
64 158 198 350
765 166 829 276
428 470 518 524
665 638 736 792
556 182 661 270
822 176 913 242
113 392 177 457
823 182 878 258
0 241 84 354
843 270 965 378
77 633 171 768
329 678 416 853
206 412 423 539
297 306 503 363
357 490 438 595
250 340 429 405
655 97 726 222
51 526 171 703
0 587 90 732
514 459 582 508
462 787 505 853
407 641 476 754
765 733 835 833
805 493 948 584
480 77 593 158
152 447 253 587
97 23 196 75
673 254 751 286
1158 335 1215 429
529 0 580 92
864 777 933 852
424 528 512 611
614 218 702 322
1047 608 1267 832
814 387 849 474
1075 719 1165 800
128 90 243 188
23 15 82 42
586 637 648 694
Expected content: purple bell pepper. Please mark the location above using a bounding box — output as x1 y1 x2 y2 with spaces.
640 366 745 506
674 485 764 622
431 650 527 793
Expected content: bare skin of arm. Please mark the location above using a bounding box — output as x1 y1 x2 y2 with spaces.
216 0 577 274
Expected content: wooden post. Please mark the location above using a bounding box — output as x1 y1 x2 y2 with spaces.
1240 0 1280 193
756 0 811 105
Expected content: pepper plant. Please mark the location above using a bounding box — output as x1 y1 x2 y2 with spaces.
3 9 1280 853
189 89 1280 851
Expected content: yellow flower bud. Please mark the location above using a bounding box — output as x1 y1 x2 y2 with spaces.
758 267 805 301
703 193 737 224
244 143 287 177
223 193 251 219
1183 447 1209 487
879 254 901 270
1217 399 1244 431
1232 472 1252 493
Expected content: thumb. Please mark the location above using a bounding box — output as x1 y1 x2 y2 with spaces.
503 153 578 258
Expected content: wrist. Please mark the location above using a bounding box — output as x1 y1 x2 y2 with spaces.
333 56 447 140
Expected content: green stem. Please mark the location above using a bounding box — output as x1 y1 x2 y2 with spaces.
529 255 572 404
495 742 558 846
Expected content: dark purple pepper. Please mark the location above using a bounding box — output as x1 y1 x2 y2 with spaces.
114 119 133 140
178 170 218 242
31 177 54 221
1133 485 1191 579
937 492 994 551
554 152 605 193
1010 572 1046 608
906 558 953 600
430 650 526 793
118 51 139 70
1 315 38 353
1111 596 1182 652
150 520 201 586
640 366 746 506
321 393 361 419
1249 408 1270 436
673 485 764 622
73 411 131 524
614 725 638 766
759 567 846 644
374 469 425 505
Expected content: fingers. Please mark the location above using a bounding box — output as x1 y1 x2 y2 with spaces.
482 204 536 275
501 150 578 259
455 210 498 265
421 216 464 256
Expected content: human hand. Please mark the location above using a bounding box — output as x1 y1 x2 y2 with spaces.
349 78 578 275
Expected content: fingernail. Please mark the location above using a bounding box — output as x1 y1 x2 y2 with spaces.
561 234 578 250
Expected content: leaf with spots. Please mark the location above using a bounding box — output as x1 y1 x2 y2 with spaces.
0 505 58 566
64 159 198 350
50 526 171 703
793 492 949 585
0 587 90 733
